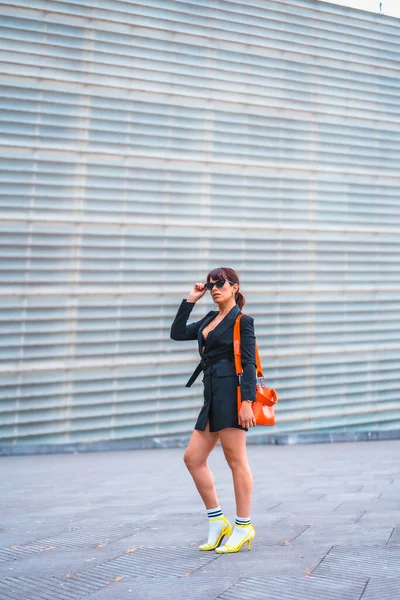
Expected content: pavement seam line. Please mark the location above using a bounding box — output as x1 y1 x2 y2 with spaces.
178 549 221 577
386 525 396 544
354 510 367 524
310 544 334 575
287 524 311 543
214 576 244 599
358 576 371 599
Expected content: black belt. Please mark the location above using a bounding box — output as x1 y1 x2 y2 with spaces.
185 358 234 388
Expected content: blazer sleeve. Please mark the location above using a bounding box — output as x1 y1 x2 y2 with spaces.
240 314 257 401
170 299 214 341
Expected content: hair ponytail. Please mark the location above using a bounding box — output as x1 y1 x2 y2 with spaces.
235 290 245 310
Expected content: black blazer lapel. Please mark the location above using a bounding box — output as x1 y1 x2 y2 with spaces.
197 310 218 354
204 304 241 352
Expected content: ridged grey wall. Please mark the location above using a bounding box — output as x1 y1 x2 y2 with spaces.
1 0 400 450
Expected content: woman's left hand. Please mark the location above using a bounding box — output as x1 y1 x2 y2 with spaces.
239 401 256 429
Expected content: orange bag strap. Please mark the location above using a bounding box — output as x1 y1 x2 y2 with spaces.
234 314 263 379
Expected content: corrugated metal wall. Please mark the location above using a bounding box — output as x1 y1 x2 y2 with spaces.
1 0 400 450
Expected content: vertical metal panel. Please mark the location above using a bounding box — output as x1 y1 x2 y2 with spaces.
0 0 399 449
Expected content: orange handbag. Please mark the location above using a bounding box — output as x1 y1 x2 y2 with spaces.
234 314 278 426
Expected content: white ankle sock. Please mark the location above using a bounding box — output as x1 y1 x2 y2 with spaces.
207 506 223 519
235 516 251 526
225 516 253 547
206 506 225 546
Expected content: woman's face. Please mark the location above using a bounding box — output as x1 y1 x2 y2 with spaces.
209 277 238 304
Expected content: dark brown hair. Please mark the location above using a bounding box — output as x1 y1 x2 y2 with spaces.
206 267 245 310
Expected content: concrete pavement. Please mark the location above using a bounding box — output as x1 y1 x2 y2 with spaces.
0 439 399 599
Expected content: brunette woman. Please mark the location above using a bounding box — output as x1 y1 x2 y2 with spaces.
170 267 257 553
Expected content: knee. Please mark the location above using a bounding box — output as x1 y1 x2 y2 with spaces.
224 451 247 472
183 450 205 472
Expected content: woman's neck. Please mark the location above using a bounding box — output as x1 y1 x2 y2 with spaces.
216 298 236 316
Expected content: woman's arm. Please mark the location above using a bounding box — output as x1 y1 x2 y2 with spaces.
240 315 257 401
170 299 214 341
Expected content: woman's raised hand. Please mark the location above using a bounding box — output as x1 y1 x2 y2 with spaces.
187 282 207 303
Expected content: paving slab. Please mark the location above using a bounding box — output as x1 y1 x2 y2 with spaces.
216 575 368 600
312 544 400 578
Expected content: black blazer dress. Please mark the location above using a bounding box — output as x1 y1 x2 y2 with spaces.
170 300 257 432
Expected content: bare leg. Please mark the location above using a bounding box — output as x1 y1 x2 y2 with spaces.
183 423 220 509
219 428 253 517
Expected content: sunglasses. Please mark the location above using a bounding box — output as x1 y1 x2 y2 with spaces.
204 279 234 291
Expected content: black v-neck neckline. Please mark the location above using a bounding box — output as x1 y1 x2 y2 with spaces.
201 318 218 343
197 304 241 355
201 304 237 341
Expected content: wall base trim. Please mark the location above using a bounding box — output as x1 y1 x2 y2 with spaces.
1 429 399 455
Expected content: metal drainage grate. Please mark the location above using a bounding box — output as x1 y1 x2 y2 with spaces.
313 545 400 578
361 577 400 600
0 546 43 566
0 573 107 600
0 546 220 599
88 545 218 579
35 522 145 548
217 575 367 600
0 522 147 565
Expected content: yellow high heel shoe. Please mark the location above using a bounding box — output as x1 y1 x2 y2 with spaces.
198 516 232 551
215 523 256 554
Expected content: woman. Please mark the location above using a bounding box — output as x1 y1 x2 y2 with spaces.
170 267 257 554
